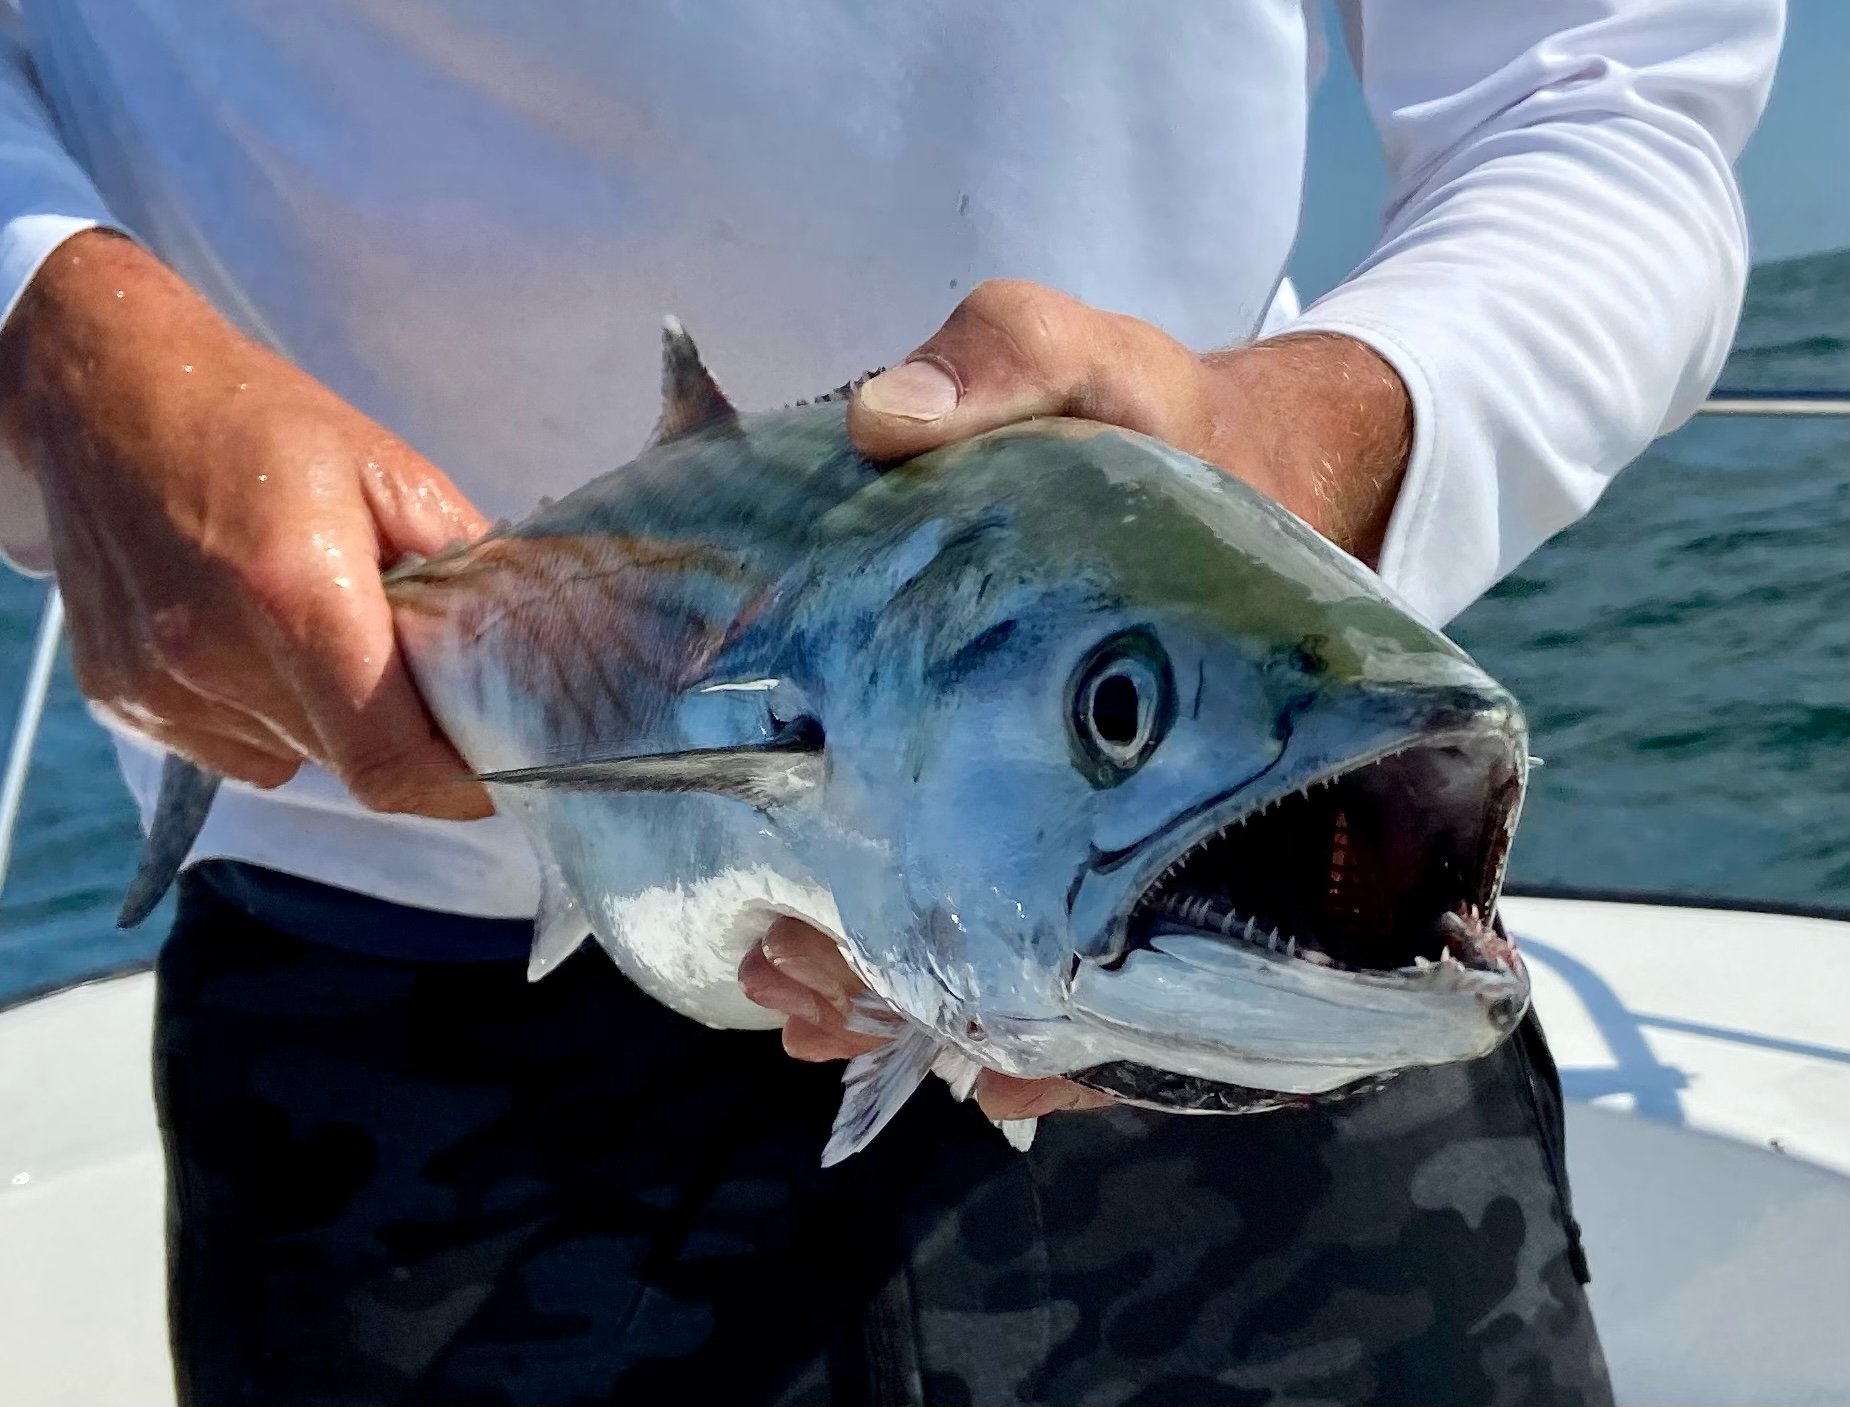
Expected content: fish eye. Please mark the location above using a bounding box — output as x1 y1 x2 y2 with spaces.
1068 630 1175 785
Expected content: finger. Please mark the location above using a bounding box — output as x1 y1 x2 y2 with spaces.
259 567 493 820
53 545 299 764
108 683 301 766
781 1016 889 1063
167 665 321 759
975 1071 1116 1122
104 706 301 790
760 916 868 1011
846 279 1208 462
358 439 495 560
132 594 325 759
738 944 836 1026
70 629 304 781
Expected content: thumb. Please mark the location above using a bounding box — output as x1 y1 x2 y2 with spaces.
846 279 1209 463
360 439 494 563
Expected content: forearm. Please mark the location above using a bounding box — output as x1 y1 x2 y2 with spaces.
0 16 127 572
1198 332 1412 565
0 230 209 468
0 228 359 586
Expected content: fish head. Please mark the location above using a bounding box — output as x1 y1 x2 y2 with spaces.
803 419 1529 1102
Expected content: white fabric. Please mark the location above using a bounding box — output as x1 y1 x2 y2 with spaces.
0 0 1778 922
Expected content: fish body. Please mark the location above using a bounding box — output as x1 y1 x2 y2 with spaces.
129 327 1531 1162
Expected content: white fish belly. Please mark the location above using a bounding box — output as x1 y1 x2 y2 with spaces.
584 863 846 1031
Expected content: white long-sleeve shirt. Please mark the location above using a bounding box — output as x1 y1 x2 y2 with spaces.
0 0 1780 923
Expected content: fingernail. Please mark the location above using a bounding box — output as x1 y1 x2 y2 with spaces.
760 916 814 958
770 956 854 1011
858 359 959 422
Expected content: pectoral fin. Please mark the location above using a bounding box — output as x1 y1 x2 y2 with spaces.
829 1001 1031 1159
480 724 823 809
822 1023 942 1168
118 755 220 928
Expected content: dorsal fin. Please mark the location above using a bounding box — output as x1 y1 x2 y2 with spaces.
478 712 823 810
651 318 738 445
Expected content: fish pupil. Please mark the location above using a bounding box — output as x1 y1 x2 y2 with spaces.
1066 629 1174 785
1091 672 1143 748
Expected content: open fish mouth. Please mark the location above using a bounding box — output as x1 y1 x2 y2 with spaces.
1121 727 1526 984
1062 724 1530 1111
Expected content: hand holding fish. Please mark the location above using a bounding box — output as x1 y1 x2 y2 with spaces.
743 280 1422 1118
740 916 1114 1122
0 230 491 821
845 278 1414 562
115 315 1531 1165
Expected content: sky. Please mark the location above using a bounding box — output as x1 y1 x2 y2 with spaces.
1289 0 1849 299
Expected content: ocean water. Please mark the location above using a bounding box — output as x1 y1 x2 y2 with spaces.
2 251 1846 1004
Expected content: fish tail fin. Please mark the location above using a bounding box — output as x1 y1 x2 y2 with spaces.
118 755 220 927
821 1023 940 1168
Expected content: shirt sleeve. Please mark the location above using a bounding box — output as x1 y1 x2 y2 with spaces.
1288 0 1782 624
0 10 122 575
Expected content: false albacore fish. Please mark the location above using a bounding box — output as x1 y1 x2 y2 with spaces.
122 323 1531 1165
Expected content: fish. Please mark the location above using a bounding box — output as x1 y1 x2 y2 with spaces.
122 322 1531 1166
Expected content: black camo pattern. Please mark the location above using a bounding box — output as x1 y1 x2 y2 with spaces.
155 865 1610 1406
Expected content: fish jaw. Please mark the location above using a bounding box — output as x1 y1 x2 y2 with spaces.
1034 711 1529 1098
1062 921 1526 1094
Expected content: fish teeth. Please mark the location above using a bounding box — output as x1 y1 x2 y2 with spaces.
1286 936 1298 957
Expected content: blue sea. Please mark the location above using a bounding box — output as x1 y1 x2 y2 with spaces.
2 250 1846 1004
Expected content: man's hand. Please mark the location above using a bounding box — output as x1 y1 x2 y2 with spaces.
744 280 1415 1107
0 230 491 818
848 278 1412 562
738 919 1114 1122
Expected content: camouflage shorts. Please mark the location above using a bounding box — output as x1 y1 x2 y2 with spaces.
155 863 1610 1406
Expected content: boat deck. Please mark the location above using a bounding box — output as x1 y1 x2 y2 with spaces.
2 896 1846 1405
